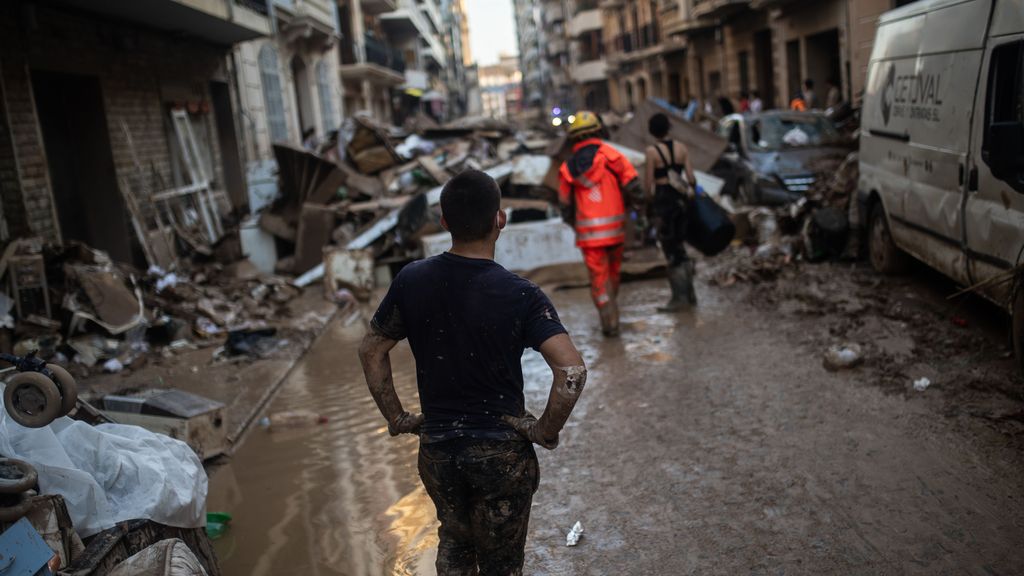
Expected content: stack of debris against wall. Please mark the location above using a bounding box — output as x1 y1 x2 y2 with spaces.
711 152 862 287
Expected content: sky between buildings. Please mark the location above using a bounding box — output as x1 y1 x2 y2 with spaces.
464 0 518 66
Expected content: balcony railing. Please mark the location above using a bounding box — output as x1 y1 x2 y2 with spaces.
607 23 659 55
364 34 406 72
236 0 269 15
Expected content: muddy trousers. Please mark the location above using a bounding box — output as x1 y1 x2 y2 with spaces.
419 438 540 576
652 186 690 267
581 244 625 308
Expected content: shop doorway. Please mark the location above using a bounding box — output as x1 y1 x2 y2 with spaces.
754 29 774 107
805 28 841 101
31 70 134 263
210 81 245 212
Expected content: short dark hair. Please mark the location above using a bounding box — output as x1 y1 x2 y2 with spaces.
441 169 501 241
648 112 670 138
804 79 815 89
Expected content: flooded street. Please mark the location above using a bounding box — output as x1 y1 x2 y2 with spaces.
209 268 1024 575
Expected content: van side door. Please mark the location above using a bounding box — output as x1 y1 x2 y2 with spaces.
967 33 1024 306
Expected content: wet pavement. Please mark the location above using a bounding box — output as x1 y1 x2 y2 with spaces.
208 268 1024 575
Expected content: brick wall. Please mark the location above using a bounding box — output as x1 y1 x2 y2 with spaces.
0 1 231 252
0 65 32 241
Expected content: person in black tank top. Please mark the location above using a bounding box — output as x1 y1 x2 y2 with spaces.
645 113 699 311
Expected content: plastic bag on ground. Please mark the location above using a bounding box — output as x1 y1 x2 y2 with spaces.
0 396 207 537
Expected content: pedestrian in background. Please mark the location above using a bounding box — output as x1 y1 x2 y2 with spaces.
750 90 764 113
558 111 643 337
790 91 808 111
802 79 818 109
359 169 587 575
826 77 843 110
739 91 751 114
645 112 698 311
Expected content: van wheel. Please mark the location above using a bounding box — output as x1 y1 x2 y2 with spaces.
1013 285 1023 376
868 202 908 274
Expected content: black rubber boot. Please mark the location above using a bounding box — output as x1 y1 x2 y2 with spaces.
658 263 696 312
599 300 620 337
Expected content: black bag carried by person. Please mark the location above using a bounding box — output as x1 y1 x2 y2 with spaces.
686 186 735 256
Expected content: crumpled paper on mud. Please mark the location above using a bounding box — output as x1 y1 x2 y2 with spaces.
0 396 207 537
566 521 584 546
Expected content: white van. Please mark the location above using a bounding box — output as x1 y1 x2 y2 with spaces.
859 0 1024 372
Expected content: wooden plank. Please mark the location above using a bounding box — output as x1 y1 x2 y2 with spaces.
417 155 451 185
294 203 336 274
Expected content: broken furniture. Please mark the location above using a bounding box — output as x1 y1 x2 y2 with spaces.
100 389 227 460
7 253 51 320
345 116 401 175
1 354 77 429
148 110 225 254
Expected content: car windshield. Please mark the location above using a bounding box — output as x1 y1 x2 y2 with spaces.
747 115 840 151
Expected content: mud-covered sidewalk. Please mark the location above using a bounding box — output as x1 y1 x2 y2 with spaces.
208 258 1024 575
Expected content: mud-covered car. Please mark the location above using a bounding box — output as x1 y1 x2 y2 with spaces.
713 111 853 205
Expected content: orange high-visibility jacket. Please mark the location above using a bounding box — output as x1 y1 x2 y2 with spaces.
558 138 638 248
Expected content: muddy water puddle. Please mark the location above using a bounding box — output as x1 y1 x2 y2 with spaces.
208 278 724 575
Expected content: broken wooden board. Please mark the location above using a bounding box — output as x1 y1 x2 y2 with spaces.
272 142 346 206
146 228 178 271
293 161 514 288
294 203 336 274
346 116 400 175
350 145 397 175
70 267 141 328
337 161 385 198
417 155 451 185
258 212 297 243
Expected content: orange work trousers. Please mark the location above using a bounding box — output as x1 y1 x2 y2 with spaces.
581 244 624 308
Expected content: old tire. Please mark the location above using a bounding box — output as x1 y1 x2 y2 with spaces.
0 459 37 495
46 364 77 416
0 492 33 523
1014 285 1023 376
868 202 908 275
3 372 61 428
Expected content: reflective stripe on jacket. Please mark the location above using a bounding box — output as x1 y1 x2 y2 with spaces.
558 138 638 248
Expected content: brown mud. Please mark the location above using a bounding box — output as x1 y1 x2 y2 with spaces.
209 258 1024 575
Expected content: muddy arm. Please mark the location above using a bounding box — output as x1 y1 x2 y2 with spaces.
505 333 587 449
358 328 423 436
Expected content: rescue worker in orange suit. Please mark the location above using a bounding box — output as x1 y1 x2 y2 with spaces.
558 111 643 337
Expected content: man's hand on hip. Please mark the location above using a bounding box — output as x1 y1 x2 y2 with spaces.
502 412 559 450
388 411 424 436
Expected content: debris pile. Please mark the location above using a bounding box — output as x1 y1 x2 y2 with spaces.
255 113 578 290
710 151 861 286
0 238 311 384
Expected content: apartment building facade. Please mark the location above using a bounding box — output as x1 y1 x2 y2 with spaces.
512 0 545 110
336 0 468 125
526 0 920 115
479 54 523 120
0 0 270 262
233 0 341 164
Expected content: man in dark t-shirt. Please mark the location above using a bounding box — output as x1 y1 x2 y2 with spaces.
359 169 587 575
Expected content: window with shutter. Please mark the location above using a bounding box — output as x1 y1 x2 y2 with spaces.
259 44 288 143
316 59 337 132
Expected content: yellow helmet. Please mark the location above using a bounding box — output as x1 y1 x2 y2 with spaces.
567 110 601 137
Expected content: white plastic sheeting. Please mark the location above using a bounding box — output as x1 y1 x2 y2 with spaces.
0 397 207 537
422 216 582 272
